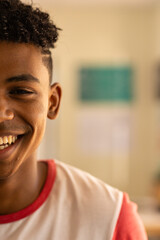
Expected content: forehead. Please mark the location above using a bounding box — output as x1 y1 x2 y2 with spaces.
0 42 49 82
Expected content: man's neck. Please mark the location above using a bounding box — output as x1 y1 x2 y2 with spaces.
0 160 47 215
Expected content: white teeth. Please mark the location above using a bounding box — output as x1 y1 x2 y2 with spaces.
13 136 16 143
0 136 18 147
3 136 8 144
8 136 12 144
0 144 9 150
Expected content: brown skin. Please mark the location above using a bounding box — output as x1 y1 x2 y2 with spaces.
0 42 61 214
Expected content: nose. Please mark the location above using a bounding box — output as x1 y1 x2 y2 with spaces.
0 103 14 123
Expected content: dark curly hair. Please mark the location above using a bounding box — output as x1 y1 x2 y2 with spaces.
0 0 61 83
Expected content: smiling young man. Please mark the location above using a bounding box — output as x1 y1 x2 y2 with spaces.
0 0 148 240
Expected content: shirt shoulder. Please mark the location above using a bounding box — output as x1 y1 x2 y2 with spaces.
54 160 123 239
112 193 148 240
55 159 123 204
53 160 147 240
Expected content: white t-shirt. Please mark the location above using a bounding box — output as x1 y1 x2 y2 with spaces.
0 160 147 240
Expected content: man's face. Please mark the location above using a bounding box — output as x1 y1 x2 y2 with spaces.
0 42 60 179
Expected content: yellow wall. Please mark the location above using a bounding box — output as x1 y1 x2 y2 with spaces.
39 4 160 197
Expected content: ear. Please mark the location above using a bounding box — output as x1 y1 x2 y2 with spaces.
47 82 62 120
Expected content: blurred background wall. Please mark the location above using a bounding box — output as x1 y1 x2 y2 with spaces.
30 0 160 200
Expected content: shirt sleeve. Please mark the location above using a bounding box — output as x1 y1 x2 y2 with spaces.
112 193 148 240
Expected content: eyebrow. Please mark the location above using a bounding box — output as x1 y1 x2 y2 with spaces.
6 74 40 83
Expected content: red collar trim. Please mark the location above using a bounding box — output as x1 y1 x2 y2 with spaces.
0 160 56 224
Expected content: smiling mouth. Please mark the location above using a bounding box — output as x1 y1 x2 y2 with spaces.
0 135 18 150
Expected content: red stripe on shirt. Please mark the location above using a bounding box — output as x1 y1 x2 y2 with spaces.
112 193 148 240
0 160 56 224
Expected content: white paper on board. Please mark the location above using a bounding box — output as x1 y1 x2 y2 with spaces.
76 107 132 186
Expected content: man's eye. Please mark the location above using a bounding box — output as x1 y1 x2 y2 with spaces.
9 89 34 95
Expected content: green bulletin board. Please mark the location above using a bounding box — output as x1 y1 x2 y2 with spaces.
79 66 133 102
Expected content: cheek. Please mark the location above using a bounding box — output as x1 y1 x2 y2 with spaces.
22 101 48 153
30 102 48 126
16 97 49 137
32 106 48 141
33 100 48 134
22 94 48 119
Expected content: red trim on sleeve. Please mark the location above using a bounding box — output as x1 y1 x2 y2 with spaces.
112 193 148 240
0 160 56 224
